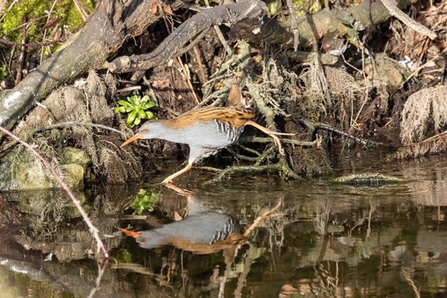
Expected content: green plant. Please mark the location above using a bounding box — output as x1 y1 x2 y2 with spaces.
126 189 159 215
0 64 7 81
114 94 157 128
1 0 91 41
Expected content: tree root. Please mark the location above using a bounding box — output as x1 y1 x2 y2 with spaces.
200 155 299 183
299 119 384 148
196 132 322 182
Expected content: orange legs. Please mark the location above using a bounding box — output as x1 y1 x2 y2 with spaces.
245 120 294 155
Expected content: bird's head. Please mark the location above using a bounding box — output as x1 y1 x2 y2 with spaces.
120 125 151 147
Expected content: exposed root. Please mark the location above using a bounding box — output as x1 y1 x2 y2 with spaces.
299 119 383 148
206 155 299 182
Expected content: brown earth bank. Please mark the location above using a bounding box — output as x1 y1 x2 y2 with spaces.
0 0 446 189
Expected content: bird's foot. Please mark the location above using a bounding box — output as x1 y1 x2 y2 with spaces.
245 120 293 156
161 178 172 185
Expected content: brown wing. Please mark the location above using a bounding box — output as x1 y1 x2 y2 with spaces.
228 85 246 109
166 107 255 130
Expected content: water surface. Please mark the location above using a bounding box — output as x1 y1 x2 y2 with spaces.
1 154 447 297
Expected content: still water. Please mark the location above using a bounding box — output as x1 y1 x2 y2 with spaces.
0 154 447 297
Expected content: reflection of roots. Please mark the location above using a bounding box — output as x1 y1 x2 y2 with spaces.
314 262 339 297
34 198 67 237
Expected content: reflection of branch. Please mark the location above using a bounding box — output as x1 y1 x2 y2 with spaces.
402 267 421 298
244 198 282 238
87 260 109 298
234 244 256 297
367 199 376 238
382 0 436 40
0 125 109 257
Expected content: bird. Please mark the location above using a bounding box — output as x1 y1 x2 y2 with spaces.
121 211 245 263
121 86 291 184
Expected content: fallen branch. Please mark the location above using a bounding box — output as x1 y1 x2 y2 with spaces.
107 0 268 73
381 0 437 40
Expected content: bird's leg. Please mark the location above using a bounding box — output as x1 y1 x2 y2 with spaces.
245 120 294 155
161 163 193 184
163 182 194 196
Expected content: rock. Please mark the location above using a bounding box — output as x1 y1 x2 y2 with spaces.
0 147 91 191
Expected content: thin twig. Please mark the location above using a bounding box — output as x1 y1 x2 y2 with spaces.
40 0 59 64
1 121 126 158
242 136 319 148
299 119 383 148
203 0 234 57
286 0 299 51
0 125 109 258
73 0 90 21
32 121 127 137
161 16 201 104
177 28 210 57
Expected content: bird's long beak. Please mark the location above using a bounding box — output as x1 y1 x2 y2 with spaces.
121 133 143 147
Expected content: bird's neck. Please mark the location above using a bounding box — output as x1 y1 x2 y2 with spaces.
150 120 191 143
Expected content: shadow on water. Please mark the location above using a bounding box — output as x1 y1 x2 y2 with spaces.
1 154 447 297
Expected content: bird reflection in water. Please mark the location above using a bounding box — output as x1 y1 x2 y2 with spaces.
121 183 282 264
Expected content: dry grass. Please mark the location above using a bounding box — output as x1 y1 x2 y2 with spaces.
400 86 447 145
12 71 141 183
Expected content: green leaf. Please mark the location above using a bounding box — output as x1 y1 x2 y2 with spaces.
140 95 150 103
126 188 159 214
114 106 125 113
141 100 156 110
146 111 155 119
117 100 132 108
127 110 137 127
133 95 141 106
138 109 147 119
127 96 137 106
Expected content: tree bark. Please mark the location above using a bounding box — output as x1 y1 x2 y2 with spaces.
107 0 268 73
0 0 169 137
